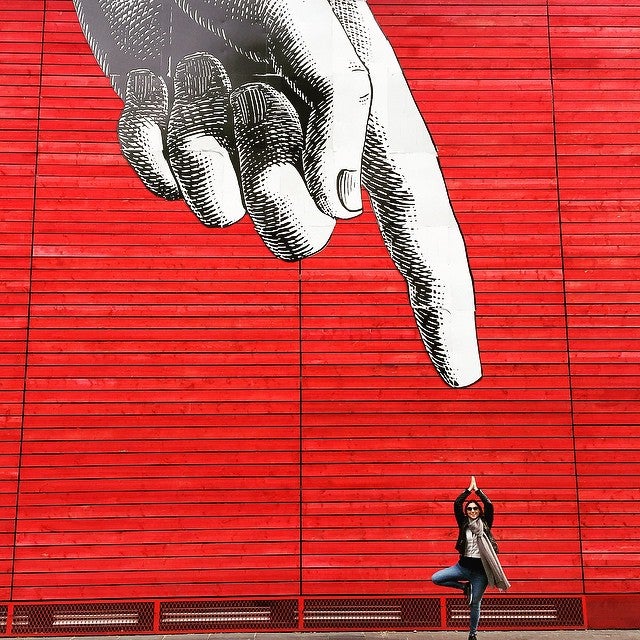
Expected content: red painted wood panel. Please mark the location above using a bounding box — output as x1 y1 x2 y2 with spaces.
549 0 640 598
301 0 580 598
0 0 637 623
0 0 44 601
11 0 302 601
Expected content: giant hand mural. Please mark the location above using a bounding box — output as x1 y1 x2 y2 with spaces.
72 0 482 388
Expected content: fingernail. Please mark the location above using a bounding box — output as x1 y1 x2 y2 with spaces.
337 169 362 213
125 69 166 102
231 84 268 127
175 52 230 99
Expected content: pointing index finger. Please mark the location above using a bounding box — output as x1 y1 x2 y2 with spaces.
330 0 482 387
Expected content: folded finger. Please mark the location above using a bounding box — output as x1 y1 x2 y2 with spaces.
118 69 180 200
168 52 244 227
231 82 335 262
267 0 371 220
178 0 371 220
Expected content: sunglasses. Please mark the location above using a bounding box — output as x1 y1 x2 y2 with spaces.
466 507 480 512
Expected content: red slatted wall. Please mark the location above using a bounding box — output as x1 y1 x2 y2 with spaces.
0 0 638 631
302 0 580 597
0 0 44 604
550 0 640 599
16 0 302 601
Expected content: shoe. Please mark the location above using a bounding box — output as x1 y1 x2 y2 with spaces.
463 581 472 606
468 634 477 640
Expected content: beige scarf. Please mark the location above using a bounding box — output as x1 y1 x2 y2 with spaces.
468 517 511 591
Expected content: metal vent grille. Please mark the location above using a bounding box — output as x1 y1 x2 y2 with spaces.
447 596 584 628
2 596 585 635
11 602 154 635
304 598 441 629
160 599 298 631
0 604 6 634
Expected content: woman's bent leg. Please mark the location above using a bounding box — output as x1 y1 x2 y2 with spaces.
431 563 467 591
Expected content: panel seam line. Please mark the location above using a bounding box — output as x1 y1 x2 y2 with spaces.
11 0 47 602
545 0 587 593
298 261 304 601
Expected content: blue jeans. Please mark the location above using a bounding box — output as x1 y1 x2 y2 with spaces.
432 561 488 633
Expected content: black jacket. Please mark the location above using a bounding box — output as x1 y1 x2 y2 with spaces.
454 488 498 556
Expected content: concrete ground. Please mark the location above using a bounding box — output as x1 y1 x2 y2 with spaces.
10 631 639 640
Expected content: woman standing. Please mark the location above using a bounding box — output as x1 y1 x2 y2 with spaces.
431 476 510 640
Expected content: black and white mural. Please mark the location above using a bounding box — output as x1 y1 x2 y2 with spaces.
72 0 482 388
